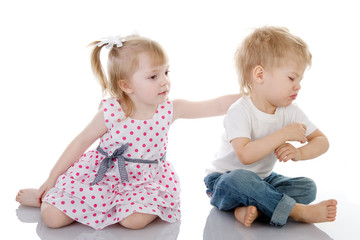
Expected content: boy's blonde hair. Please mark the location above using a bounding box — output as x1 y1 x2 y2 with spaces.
235 26 312 95
89 35 168 117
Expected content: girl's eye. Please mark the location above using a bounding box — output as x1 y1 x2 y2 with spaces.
289 77 294 81
165 71 170 76
150 75 157 80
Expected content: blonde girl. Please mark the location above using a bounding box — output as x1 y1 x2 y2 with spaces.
16 35 239 230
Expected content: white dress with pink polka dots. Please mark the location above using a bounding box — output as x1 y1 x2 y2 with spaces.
43 98 181 230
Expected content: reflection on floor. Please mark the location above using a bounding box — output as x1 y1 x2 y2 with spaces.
203 207 332 240
16 206 180 240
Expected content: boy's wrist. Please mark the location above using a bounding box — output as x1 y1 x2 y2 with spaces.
296 148 303 161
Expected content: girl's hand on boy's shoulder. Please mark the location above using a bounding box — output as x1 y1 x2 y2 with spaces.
274 142 302 162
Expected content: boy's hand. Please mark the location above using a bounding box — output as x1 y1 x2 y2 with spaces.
282 122 307 144
275 142 302 162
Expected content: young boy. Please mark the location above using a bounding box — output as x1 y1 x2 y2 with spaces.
204 26 337 227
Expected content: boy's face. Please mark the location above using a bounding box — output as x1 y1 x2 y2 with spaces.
262 58 306 108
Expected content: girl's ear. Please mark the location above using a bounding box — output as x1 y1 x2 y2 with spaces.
118 80 133 94
252 65 265 84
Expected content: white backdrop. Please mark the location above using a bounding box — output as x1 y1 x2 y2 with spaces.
1 0 359 239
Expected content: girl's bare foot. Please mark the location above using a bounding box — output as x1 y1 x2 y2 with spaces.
234 206 259 227
16 189 41 207
290 199 337 223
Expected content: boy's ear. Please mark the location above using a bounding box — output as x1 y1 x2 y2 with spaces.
118 80 133 94
252 65 265 84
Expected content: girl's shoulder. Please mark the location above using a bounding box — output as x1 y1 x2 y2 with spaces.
99 97 120 108
157 100 173 112
99 97 126 128
155 100 173 123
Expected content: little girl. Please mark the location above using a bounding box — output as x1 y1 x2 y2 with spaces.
16 35 239 230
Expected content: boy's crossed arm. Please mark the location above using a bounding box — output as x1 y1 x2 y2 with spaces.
275 129 329 162
231 123 328 165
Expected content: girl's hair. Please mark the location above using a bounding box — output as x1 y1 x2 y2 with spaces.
89 35 168 117
234 26 312 95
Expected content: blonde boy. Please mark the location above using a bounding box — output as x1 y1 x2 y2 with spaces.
204 26 337 227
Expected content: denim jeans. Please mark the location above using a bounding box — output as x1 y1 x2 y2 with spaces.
204 169 317 226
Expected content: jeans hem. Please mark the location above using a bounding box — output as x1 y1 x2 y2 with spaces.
270 194 296 227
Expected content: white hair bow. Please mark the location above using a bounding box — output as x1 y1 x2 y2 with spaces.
96 35 126 49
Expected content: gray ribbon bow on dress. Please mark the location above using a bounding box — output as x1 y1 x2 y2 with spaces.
90 143 165 186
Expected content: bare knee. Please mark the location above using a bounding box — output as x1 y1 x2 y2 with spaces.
41 202 73 228
120 213 157 230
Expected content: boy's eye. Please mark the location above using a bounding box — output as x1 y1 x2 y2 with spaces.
165 71 170 76
289 77 294 81
150 75 157 80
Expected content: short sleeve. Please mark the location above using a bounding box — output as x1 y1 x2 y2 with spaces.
224 103 252 142
287 104 317 136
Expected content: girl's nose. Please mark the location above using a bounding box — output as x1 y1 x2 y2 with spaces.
161 75 169 86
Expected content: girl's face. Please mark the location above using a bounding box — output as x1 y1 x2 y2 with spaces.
127 52 170 108
261 58 306 111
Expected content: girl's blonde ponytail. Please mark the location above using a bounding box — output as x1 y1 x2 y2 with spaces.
89 41 108 96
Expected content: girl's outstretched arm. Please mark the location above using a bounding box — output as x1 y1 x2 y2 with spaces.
38 110 107 199
172 94 241 122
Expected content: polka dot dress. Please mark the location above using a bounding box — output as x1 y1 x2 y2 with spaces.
42 98 181 230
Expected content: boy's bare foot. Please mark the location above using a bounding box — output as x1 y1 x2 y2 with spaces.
16 189 41 207
290 199 337 223
234 206 259 227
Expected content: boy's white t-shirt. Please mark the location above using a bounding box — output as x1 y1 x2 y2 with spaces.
207 96 317 179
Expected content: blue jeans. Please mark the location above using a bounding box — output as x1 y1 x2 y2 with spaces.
204 169 317 226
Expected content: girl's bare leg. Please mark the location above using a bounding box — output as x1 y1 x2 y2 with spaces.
120 212 158 230
41 202 74 228
16 188 41 207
